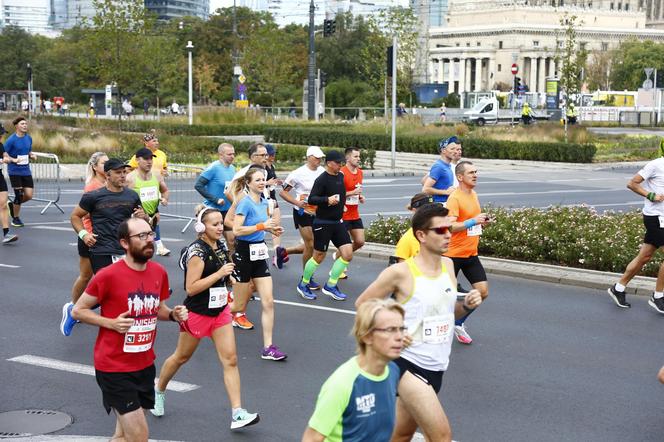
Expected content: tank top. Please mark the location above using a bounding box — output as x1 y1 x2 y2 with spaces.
400 257 457 372
133 173 160 216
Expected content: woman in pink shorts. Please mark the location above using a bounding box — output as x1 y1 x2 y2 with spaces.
152 205 260 430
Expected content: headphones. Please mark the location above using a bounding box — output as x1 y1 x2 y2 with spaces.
194 207 213 234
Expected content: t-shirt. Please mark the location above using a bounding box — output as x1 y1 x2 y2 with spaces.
444 189 481 258
182 239 232 316
4 133 33 176
265 163 278 200
82 179 105 234
308 357 399 442
128 149 168 174
235 195 269 242
638 157 664 216
0 142 5 176
78 187 142 256
199 161 235 211
131 173 160 216
428 159 453 203
341 165 363 221
86 259 170 372
284 165 325 215
309 171 346 222
394 228 420 260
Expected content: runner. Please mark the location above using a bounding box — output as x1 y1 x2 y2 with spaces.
71 217 188 442
302 298 405 442
393 193 435 262
61 152 108 336
356 203 483 442
194 142 236 249
419 141 462 189
126 148 170 256
279 146 325 288
230 167 287 360
444 161 490 345
265 144 289 269
337 147 365 279
421 136 458 204
0 125 18 244
152 205 260 429
296 150 352 301
608 150 664 314
4 116 36 227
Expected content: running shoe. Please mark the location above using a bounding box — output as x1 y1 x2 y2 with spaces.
297 280 317 300
156 245 171 256
232 313 254 330
648 294 664 314
60 302 78 337
322 284 348 301
231 408 260 430
454 324 473 345
2 233 18 244
11 217 24 227
607 284 631 309
261 344 287 361
150 390 165 417
274 246 287 269
307 278 321 291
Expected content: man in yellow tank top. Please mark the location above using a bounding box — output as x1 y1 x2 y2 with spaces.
356 203 483 442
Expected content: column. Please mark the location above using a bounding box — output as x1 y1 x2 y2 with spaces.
488 57 496 89
438 59 445 83
431 59 438 83
529 57 537 92
538 57 546 93
460 58 467 93
447 59 455 93
474 58 482 91
549 58 556 78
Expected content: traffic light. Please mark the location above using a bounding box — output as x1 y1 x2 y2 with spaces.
386 46 394 77
513 76 521 91
323 19 336 37
320 71 328 88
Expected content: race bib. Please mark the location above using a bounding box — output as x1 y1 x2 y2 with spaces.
208 286 228 309
467 224 483 237
659 216 664 229
16 155 29 166
422 314 454 345
123 317 156 353
111 254 126 263
139 186 159 203
346 195 359 206
249 242 269 261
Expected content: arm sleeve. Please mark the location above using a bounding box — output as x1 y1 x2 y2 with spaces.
283 171 297 189
308 175 328 206
307 373 352 438
235 198 250 217
429 163 443 181
638 162 654 180
446 195 460 218
78 192 95 213
85 273 106 303
3 137 14 156
194 176 216 201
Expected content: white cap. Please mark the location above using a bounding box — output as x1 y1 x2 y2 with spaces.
306 146 325 158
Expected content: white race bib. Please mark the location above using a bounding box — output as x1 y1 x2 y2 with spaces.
16 155 29 166
422 313 454 345
139 186 159 203
123 317 156 353
249 242 269 261
208 286 228 309
346 195 359 206
467 224 483 237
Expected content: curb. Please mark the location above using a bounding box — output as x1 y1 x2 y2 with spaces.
355 242 657 297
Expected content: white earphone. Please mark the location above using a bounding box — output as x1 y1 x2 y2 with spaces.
194 207 213 234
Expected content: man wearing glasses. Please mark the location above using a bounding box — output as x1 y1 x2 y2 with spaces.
356 203 483 442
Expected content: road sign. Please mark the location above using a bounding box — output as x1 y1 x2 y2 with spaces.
511 64 518 75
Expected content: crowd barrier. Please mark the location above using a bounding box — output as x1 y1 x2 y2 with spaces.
2 151 64 215
161 163 204 233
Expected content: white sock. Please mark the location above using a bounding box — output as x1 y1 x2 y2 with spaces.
654 292 664 299
615 283 626 292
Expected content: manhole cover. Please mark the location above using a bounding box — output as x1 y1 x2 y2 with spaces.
0 410 72 438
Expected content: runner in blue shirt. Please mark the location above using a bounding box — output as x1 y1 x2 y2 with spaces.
422 136 458 204
4 116 36 227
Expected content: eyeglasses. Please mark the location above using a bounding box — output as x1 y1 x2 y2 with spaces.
428 226 450 235
252 153 268 157
129 231 156 240
372 326 408 335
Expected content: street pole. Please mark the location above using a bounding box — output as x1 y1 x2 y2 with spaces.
391 36 397 171
26 63 32 119
315 68 320 122
307 0 316 120
187 41 194 126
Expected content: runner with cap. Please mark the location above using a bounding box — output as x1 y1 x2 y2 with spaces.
126 147 170 256
4 116 36 227
422 136 458 204
296 149 352 301
0 125 18 243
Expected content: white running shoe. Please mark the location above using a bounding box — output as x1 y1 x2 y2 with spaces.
151 390 165 417
156 245 171 256
454 324 473 345
231 408 260 429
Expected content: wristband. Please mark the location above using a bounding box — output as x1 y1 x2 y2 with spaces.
168 310 176 322
462 304 475 313
647 192 656 202
463 219 477 229
256 223 265 231
78 230 87 240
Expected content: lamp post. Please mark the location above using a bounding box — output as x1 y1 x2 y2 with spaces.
186 40 194 125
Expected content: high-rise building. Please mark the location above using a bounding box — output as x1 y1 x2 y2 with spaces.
145 0 209 20
1 0 57 35
411 0 448 28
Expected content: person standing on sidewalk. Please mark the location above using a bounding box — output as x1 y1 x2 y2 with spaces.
421 136 457 204
608 152 664 314
4 116 36 227
337 147 365 279
0 126 18 244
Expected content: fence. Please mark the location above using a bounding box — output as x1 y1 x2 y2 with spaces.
2 151 63 215
160 163 204 233
619 111 658 127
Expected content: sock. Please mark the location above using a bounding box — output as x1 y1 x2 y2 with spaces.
302 258 320 284
3 228 8 236
455 307 476 327
155 239 163 249
615 283 626 292
328 257 349 286
655 292 664 299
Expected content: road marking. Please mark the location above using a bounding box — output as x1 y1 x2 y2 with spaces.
254 297 356 315
31 226 73 232
0 263 21 268
8 355 200 393
22 220 70 226
159 237 184 242
281 210 410 220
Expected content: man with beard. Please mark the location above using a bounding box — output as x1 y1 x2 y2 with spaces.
73 217 188 442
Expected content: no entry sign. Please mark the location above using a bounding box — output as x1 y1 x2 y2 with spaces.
511 63 518 75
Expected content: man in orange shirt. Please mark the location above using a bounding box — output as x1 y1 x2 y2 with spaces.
338 147 365 279
444 161 490 345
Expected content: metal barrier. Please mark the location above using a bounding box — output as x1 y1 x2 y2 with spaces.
619 110 658 127
160 163 204 233
2 151 64 215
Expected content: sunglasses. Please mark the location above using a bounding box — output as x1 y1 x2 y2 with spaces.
428 226 450 235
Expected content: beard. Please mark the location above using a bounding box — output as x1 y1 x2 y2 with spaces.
130 242 154 263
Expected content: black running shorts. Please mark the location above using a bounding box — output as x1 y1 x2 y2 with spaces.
450 255 487 285
95 364 156 415
394 357 444 394
9 175 34 189
293 208 314 229
77 237 90 258
343 218 364 231
643 215 664 248
89 254 115 274
313 221 352 252
0 172 7 193
232 239 271 283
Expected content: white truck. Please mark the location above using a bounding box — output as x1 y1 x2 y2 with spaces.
462 97 549 125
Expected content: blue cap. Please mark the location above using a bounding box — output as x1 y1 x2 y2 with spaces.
438 136 459 151
265 144 276 156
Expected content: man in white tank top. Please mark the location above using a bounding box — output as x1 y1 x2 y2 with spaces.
356 203 483 442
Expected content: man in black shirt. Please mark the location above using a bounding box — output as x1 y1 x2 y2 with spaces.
296 150 352 302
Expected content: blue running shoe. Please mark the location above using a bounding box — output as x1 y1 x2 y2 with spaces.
307 277 321 291
322 284 347 301
297 280 317 300
60 302 78 336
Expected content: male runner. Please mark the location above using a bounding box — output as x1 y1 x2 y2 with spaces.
608 150 664 314
4 116 36 227
337 147 365 279
72 217 188 442
422 136 458 204
279 146 325 286
296 150 352 301
444 161 490 344
0 126 18 243
356 203 483 442
128 131 168 176
126 148 170 256
393 193 435 262
195 142 236 247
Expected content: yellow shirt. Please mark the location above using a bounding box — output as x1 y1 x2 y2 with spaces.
128 149 168 175
394 227 420 260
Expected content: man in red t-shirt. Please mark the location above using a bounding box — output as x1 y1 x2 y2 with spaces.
338 147 365 279
73 217 187 442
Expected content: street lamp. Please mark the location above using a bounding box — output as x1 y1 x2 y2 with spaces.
186 40 194 125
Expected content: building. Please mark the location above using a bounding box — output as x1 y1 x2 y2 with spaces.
144 0 209 20
1 0 57 35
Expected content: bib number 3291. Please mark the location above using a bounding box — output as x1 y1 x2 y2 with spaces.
123 318 156 353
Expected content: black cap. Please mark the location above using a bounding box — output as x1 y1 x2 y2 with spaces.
135 147 154 159
104 158 129 172
325 149 345 164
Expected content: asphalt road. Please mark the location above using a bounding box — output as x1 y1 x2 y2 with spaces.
2 167 662 441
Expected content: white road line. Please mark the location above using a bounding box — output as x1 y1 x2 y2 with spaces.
22 220 70 226
280 210 410 219
31 225 73 232
158 237 184 242
0 263 21 268
7 355 199 393
254 297 356 315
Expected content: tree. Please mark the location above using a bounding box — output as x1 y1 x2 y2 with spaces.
556 14 587 98
585 49 615 91
610 40 664 90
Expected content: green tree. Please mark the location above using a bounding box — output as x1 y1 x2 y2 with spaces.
556 14 587 98
585 49 615 91
610 40 664 90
